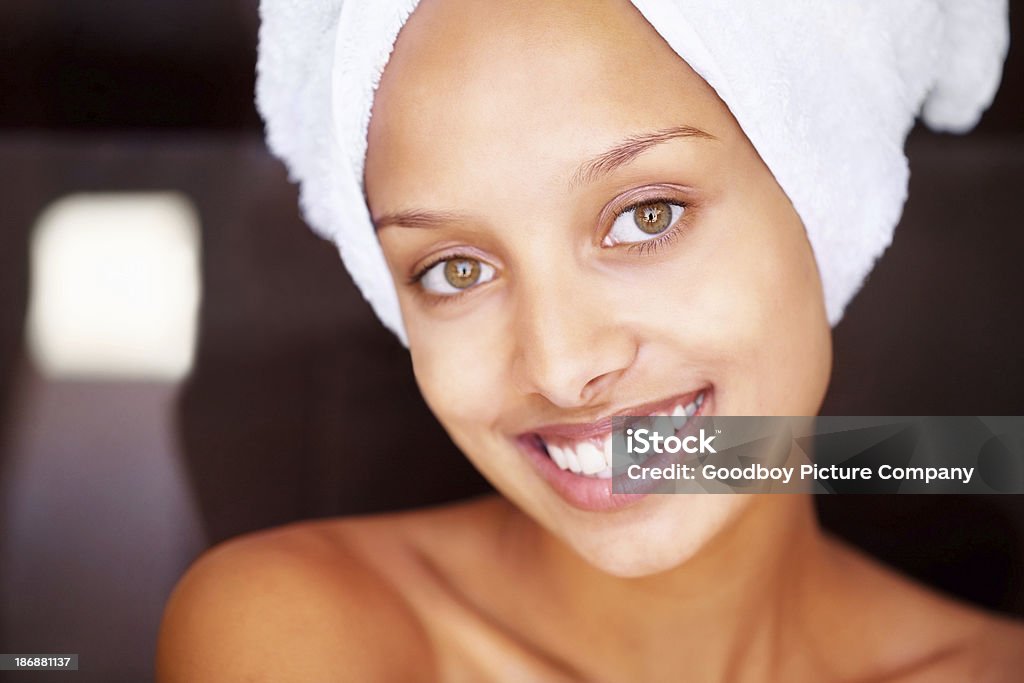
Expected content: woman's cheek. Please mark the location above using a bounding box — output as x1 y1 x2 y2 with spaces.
408 315 509 431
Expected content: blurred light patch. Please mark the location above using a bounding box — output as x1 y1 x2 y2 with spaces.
27 193 201 381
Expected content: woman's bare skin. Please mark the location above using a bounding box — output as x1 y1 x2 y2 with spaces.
158 1 1022 679
157 495 1024 682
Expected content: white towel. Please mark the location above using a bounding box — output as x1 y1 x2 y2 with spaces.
257 0 1009 345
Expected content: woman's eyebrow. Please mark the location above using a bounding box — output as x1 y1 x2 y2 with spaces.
373 125 716 231
372 209 470 232
570 125 717 190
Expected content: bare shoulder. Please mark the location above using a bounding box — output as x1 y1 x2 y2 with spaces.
822 537 1024 683
958 617 1024 683
154 500 492 682
896 617 1024 683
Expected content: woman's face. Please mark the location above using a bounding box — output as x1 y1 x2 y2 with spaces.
366 0 832 576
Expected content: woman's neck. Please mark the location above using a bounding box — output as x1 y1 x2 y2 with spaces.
518 496 829 682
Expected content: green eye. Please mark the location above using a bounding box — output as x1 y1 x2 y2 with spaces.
444 259 482 289
604 200 685 247
634 201 673 234
420 257 496 296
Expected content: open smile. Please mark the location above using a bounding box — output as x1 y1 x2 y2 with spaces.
514 386 713 511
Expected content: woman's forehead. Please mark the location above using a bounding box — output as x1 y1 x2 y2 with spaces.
366 0 728 204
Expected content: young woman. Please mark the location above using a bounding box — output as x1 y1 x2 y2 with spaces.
157 0 1023 680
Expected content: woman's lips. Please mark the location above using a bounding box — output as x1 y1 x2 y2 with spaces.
514 387 713 512
528 387 707 444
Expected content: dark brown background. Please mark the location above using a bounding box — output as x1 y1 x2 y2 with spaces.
0 2 1022 680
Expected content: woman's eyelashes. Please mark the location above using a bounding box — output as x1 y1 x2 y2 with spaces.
411 197 688 300
417 257 496 296
602 199 686 249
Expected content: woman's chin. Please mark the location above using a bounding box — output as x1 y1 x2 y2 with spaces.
550 494 753 578
579 546 698 579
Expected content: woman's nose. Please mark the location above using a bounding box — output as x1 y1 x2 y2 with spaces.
509 271 637 409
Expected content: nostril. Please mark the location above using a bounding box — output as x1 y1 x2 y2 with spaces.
579 368 626 404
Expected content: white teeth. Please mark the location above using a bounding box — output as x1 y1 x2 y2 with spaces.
576 442 605 475
543 437 615 479
564 447 582 474
538 391 706 479
669 390 703 428
548 444 568 470
671 403 688 429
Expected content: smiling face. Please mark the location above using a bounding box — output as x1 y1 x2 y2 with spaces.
365 0 832 576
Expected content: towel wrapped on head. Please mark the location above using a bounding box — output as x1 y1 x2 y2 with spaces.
256 0 1009 345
